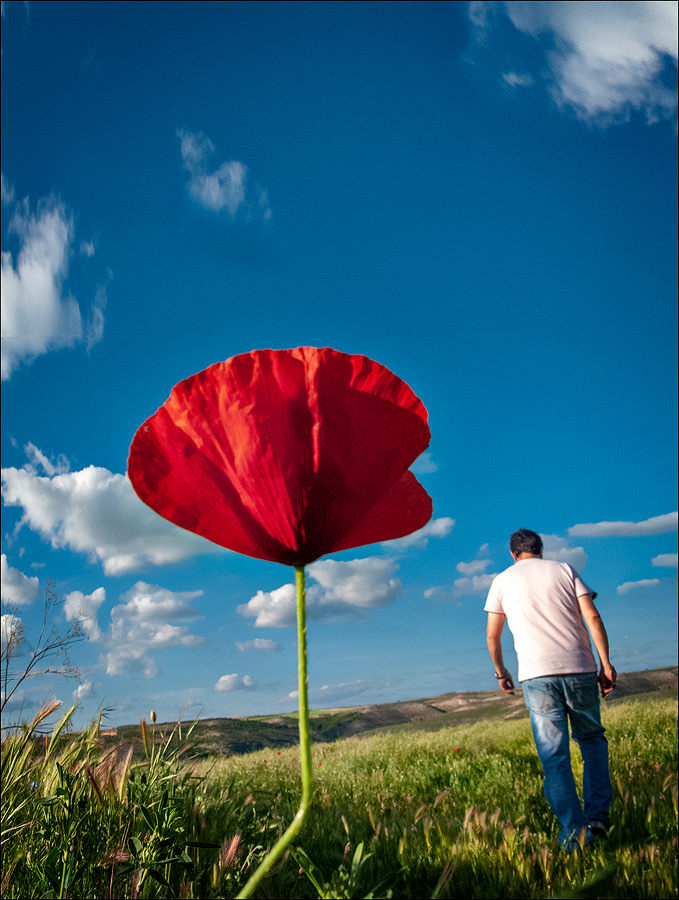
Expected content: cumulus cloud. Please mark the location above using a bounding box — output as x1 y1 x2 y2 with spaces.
215 673 255 692
308 557 401 608
1 554 40 606
1 612 23 654
1 454 224 575
1 195 107 379
569 512 678 537
452 573 497 597
382 516 455 552
473 1 678 125
177 128 272 221
652 553 678 568
64 587 105 641
238 557 403 627
617 578 661 594
235 638 280 652
541 534 589 570
104 582 205 678
73 680 94 703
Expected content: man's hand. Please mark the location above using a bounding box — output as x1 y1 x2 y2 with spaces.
497 671 515 695
598 664 617 698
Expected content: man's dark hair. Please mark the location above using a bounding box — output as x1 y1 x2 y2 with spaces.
510 529 543 557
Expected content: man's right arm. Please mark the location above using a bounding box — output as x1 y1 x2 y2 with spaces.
577 593 616 695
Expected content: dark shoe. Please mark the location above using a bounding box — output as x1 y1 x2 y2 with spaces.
588 819 610 839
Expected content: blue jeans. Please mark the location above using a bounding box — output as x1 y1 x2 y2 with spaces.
522 673 612 849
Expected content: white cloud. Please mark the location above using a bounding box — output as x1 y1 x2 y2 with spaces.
215 673 255 692
617 578 661 595
177 129 272 221
1 613 23 654
474 1 678 125
1 195 107 379
1 174 14 205
23 441 70 476
540 534 589 570
502 72 534 87
1 554 40 606
1 458 224 575
235 638 280 652
456 559 492 576
652 553 678 568
452 573 497 597
382 516 455 551
308 557 401 609
73 680 94 703
104 582 204 678
569 512 678 537
238 583 298 629
312 679 374 703
79 240 95 257
411 451 439 474
423 586 461 604
64 587 105 641
237 556 403 627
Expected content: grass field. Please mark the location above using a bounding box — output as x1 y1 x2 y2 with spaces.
1 693 677 898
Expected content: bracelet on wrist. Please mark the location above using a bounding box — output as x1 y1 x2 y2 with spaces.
494 671 509 679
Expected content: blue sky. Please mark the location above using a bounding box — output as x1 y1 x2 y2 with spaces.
1 1 677 730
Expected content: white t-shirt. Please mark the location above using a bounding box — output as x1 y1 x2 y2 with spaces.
484 557 597 682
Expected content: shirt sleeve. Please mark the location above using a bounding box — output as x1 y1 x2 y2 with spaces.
571 567 597 600
483 575 504 613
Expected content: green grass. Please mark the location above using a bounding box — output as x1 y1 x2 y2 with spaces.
2 697 677 898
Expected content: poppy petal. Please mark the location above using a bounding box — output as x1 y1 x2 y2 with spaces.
328 471 433 554
128 347 432 565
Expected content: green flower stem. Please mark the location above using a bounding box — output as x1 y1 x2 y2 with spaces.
237 565 312 899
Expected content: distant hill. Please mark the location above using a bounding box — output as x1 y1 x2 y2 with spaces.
104 665 677 759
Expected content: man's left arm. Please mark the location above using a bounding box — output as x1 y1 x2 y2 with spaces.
486 612 515 694
578 593 616 695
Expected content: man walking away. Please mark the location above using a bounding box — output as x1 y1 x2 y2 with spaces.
484 528 616 851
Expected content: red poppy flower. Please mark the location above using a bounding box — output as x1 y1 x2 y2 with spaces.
128 347 432 566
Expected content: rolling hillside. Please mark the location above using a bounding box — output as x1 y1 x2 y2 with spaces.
103 665 677 759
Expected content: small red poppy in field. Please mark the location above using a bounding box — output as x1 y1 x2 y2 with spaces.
128 347 432 565
455 748 460 753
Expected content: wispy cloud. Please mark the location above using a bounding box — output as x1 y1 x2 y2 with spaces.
1 554 40 606
502 72 533 88
617 578 661 595
471 1 678 126
235 638 281 652
1 194 107 379
215 673 255 692
104 582 205 678
652 553 678 568
381 516 455 552
569 512 678 537
411 451 439 474
237 556 402 628
177 129 272 221
1 449 224 575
